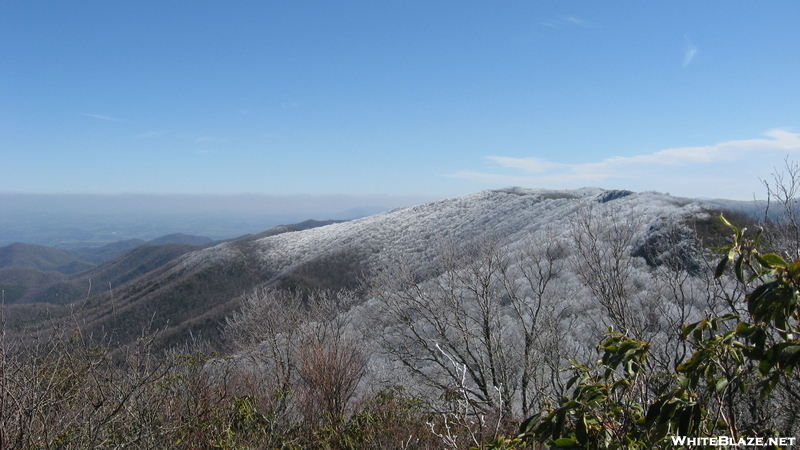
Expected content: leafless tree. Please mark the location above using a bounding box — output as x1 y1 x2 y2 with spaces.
372 237 516 412
225 287 367 428
371 232 577 419
0 304 172 449
225 287 305 423
568 205 649 338
500 227 579 416
761 157 800 260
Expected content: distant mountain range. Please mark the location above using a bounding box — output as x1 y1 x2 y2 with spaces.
0 223 346 306
0 242 95 275
1 188 760 349
66 233 217 265
0 233 216 274
0 234 215 305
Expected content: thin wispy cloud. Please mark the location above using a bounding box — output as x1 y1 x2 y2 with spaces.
683 37 697 67
564 16 588 26
79 112 130 122
448 129 800 198
540 15 593 29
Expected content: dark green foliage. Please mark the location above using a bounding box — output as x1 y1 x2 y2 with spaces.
517 332 655 449
632 222 703 273
234 219 345 243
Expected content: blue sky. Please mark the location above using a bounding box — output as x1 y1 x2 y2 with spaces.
2 1 799 201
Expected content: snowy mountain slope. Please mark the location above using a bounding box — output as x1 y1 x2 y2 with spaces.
176 187 704 280
14 187 750 348
220 187 753 407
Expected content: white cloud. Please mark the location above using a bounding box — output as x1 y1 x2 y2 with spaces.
448 129 800 199
564 16 589 26
540 16 592 29
79 112 130 122
683 37 697 67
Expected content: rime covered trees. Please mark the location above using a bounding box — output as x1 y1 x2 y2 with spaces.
371 231 582 419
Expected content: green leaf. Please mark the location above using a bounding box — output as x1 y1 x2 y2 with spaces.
778 344 800 373
734 253 745 283
760 373 781 398
681 322 700 340
758 358 775 377
747 282 778 321
715 378 729 393
519 413 540 435
691 403 702 435
789 260 800 278
678 406 692 436
645 398 666 425
714 255 729 279
653 421 670 442
759 253 788 268
553 437 578 448
553 409 566 439
576 414 588 444
716 313 740 323
719 213 734 229
752 227 763 247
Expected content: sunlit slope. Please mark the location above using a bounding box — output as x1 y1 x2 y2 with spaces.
34 188 743 347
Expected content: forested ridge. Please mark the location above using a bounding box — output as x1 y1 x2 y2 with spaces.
2 177 798 448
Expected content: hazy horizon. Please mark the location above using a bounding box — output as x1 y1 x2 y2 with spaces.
0 192 433 216
0 192 438 247
0 187 770 249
